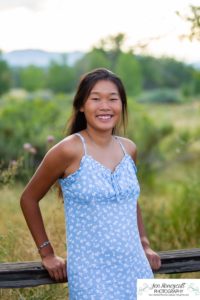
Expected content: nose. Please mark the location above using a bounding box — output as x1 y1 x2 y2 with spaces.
99 100 110 110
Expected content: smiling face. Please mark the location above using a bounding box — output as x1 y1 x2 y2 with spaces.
80 80 122 133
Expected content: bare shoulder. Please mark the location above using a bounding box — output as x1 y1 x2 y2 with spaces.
46 133 82 166
33 133 83 180
117 136 137 162
20 134 83 201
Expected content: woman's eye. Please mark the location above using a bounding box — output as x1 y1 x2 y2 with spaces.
91 98 100 101
110 98 118 101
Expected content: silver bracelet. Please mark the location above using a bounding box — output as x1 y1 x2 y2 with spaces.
38 240 50 251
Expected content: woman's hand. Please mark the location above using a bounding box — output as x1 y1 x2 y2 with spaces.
42 254 67 281
144 247 161 270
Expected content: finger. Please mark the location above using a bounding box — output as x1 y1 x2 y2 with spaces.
149 257 156 269
57 267 65 281
62 264 67 279
153 258 161 270
148 254 161 269
147 255 153 266
48 270 55 280
155 256 161 267
158 258 162 268
53 270 62 281
152 262 159 270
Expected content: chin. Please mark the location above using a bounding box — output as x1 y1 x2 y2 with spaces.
95 125 116 132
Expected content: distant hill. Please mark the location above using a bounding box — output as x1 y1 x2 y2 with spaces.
192 61 200 69
2 49 200 70
2 49 84 67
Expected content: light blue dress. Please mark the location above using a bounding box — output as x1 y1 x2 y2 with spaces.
59 133 154 300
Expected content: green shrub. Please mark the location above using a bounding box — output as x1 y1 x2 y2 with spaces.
137 88 183 104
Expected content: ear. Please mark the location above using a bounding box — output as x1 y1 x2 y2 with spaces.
79 106 84 112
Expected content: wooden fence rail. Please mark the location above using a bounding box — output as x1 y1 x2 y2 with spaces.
0 248 200 289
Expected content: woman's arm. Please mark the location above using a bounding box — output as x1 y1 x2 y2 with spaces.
137 203 161 270
20 141 72 281
137 202 151 250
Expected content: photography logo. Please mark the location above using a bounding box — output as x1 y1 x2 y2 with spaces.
137 279 200 299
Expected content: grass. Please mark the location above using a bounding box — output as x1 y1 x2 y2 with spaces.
0 184 68 300
141 101 200 131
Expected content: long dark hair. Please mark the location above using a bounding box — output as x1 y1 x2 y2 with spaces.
67 68 128 135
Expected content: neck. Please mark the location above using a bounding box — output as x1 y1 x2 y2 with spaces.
85 127 113 147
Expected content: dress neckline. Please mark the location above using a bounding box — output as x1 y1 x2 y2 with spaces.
85 153 128 175
74 132 127 174
59 153 132 182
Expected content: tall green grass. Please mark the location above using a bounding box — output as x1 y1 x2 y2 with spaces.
0 185 68 299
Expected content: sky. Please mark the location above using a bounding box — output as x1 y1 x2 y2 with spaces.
0 0 200 63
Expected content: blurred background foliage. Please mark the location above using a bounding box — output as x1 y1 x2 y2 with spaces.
0 28 200 182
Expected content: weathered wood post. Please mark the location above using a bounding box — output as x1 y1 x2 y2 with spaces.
0 248 200 288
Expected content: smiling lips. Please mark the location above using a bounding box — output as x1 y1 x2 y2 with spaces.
96 114 113 120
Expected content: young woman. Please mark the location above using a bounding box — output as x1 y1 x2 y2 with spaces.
20 68 161 299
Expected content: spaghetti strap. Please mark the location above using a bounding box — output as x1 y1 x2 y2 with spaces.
75 133 87 155
115 136 127 155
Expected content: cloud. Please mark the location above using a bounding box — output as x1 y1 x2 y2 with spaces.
0 0 47 12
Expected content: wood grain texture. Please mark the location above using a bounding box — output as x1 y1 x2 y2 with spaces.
0 248 200 288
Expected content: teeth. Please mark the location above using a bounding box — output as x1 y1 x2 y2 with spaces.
97 115 112 119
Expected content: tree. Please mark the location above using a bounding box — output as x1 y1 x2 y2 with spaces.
193 69 200 95
74 48 111 77
115 52 142 95
0 51 11 95
46 58 76 93
74 33 126 76
177 5 200 41
138 55 194 90
96 33 127 70
137 55 163 89
19 65 46 91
